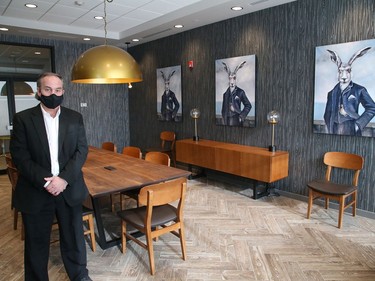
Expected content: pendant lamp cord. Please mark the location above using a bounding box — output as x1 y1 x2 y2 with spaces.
104 0 108 45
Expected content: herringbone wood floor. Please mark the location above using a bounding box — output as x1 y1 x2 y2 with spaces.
1 174 375 281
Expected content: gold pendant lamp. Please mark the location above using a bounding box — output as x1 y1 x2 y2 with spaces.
71 0 142 84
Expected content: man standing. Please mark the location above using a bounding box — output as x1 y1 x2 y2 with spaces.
10 72 92 281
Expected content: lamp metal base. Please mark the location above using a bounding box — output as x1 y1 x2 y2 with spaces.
193 136 199 141
269 145 276 152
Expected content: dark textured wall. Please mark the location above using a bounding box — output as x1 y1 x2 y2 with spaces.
0 35 130 152
129 0 375 213
1 0 375 213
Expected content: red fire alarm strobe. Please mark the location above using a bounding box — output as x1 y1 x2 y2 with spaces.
188 60 194 69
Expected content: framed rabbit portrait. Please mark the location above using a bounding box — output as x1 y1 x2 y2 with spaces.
313 38 375 137
215 54 256 127
156 65 182 122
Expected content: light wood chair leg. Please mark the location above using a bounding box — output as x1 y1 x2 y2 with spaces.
307 189 313 219
338 197 345 229
352 192 357 217
83 214 96 252
121 221 127 254
146 232 155 275
179 224 187 260
87 214 96 252
325 197 329 209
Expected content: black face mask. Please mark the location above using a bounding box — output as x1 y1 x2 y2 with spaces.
40 94 64 109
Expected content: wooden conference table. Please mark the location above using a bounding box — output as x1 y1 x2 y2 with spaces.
83 146 191 249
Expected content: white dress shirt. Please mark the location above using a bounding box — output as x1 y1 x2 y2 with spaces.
41 105 60 176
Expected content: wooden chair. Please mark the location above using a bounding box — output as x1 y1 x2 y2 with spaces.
82 205 96 252
5 155 23 238
117 177 187 275
101 141 118 211
121 151 171 210
120 146 142 209
145 151 170 167
101 141 117 153
122 146 142 159
6 154 96 250
307 151 364 228
146 131 176 166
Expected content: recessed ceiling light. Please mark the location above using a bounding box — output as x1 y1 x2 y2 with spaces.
0 27 9 31
34 51 41 55
174 24 184 28
25 3 38 8
132 38 140 42
231 6 243 11
94 16 104 20
83 37 91 41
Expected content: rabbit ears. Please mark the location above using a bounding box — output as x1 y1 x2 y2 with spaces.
160 70 176 82
327 46 371 67
222 61 246 75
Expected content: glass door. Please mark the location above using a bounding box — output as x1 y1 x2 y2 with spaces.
0 42 54 171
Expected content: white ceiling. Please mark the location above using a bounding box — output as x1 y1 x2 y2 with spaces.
0 0 296 47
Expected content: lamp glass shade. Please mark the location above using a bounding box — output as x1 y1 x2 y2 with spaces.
190 108 201 119
267 110 280 124
71 45 142 84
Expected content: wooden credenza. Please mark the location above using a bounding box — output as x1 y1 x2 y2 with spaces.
176 139 289 198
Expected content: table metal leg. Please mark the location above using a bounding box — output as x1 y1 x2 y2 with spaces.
91 196 120 250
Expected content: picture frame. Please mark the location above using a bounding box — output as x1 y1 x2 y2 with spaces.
156 65 182 122
313 39 375 137
215 54 256 127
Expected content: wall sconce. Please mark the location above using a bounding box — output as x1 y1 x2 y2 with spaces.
267 110 280 152
190 108 201 141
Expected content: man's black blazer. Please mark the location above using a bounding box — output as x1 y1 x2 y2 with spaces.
10 105 89 214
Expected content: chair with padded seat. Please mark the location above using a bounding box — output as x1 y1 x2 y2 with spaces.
146 131 176 166
117 177 187 275
307 151 364 229
101 141 118 211
121 151 171 210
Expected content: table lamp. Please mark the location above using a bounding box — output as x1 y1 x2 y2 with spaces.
267 110 280 152
190 108 201 141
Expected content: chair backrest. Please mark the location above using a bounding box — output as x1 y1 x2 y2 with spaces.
160 131 176 151
138 177 187 208
145 151 170 166
323 152 364 186
5 153 15 168
102 142 117 153
5 156 18 191
122 146 142 159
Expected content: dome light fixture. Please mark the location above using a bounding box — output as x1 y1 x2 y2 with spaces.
71 0 142 84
